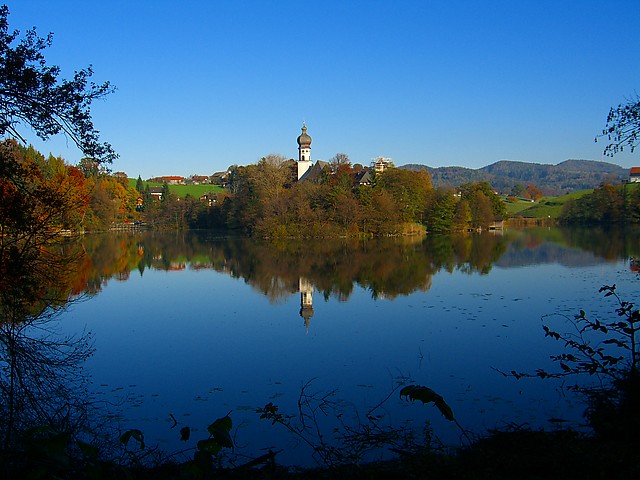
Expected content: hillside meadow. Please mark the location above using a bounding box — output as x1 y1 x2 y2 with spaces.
128 178 225 198
505 190 594 219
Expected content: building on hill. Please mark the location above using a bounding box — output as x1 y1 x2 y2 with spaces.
163 176 185 184
148 186 163 200
148 176 185 184
190 175 210 184
295 123 334 182
354 169 372 186
372 156 393 173
630 167 640 183
211 170 230 187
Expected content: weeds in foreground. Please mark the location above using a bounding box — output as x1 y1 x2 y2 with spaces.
498 284 640 440
257 378 438 468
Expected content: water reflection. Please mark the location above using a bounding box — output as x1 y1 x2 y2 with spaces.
0 239 96 458
75 226 640 320
3 226 639 467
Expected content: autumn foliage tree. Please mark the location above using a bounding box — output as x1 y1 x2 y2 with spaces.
376 168 432 223
525 184 543 200
459 182 506 229
0 140 90 244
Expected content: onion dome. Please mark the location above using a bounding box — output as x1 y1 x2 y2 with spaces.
297 124 312 148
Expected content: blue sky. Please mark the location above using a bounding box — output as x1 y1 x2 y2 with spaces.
8 0 640 178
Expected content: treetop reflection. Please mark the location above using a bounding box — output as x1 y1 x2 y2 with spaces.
75 226 640 307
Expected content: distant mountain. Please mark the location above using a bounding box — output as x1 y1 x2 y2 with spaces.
401 159 630 195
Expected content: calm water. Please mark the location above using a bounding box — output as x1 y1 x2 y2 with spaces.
54 227 639 466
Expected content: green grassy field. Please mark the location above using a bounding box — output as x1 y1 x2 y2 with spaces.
505 189 594 219
504 198 537 216
128 179 225 198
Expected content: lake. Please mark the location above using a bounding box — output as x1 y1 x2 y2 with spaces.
33 227 640 466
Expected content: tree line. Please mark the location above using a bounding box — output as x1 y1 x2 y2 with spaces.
0 140 140 234
192 154 507 237
0 141 515 238
7 139 640 239
559 182 640 224
0 140 213 234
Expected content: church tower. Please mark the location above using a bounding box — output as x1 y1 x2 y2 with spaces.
297 123 312 180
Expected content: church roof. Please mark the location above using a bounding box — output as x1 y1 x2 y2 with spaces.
299 160 329 182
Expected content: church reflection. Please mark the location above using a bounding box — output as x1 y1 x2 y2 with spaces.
298 277 314 332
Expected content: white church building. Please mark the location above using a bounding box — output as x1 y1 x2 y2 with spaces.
296 123 329 181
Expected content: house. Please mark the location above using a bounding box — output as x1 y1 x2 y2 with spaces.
293 124 377 185
191 175 210 185
147 176 186 184
211 170 230 186
148 186 164 200
354 169 372 186
629 167 640 183
164 176 185 185
489 218 504 231
151 175 185 184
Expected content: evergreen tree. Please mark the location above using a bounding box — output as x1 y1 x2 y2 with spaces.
161 182 170 202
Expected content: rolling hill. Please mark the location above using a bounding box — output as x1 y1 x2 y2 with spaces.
401 159 630 195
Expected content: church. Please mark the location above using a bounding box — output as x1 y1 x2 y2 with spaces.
296 123 328 181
